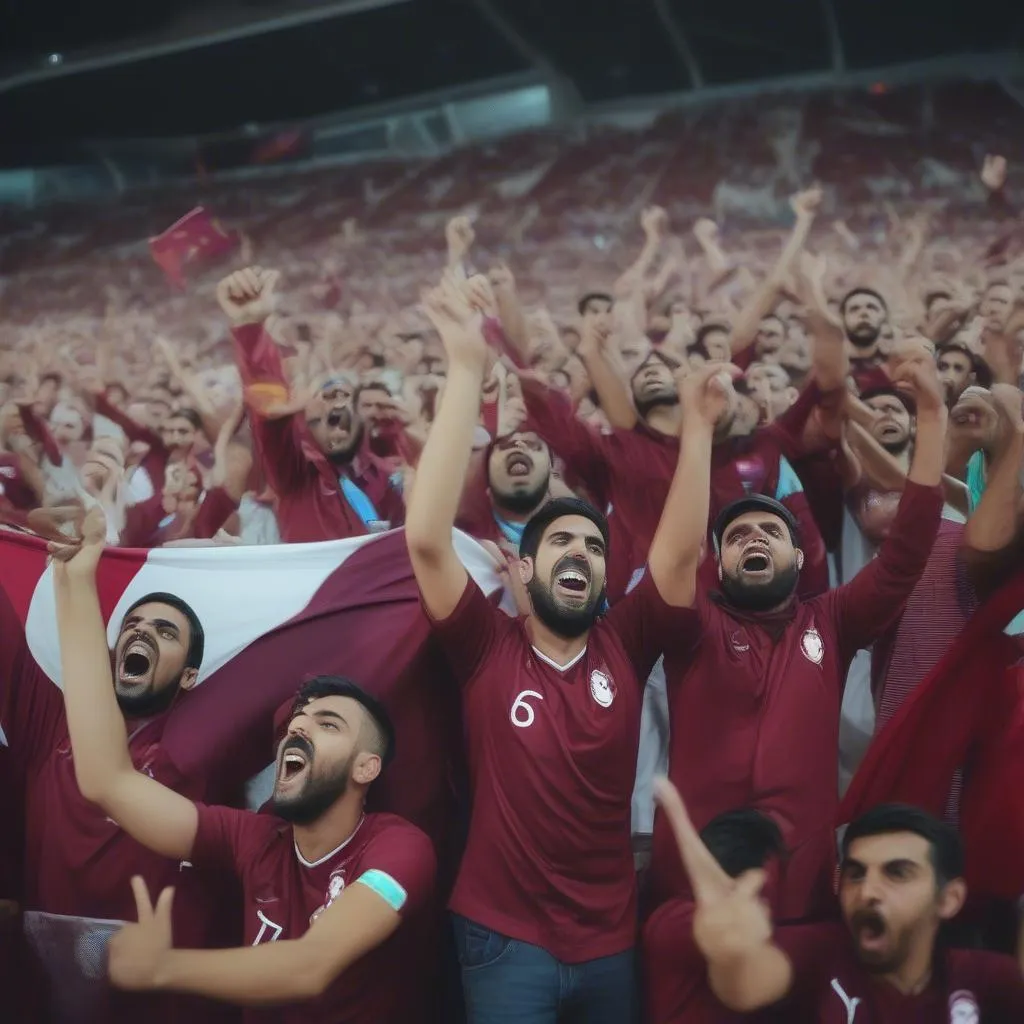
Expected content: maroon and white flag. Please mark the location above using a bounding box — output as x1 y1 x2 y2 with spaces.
1 526 510 837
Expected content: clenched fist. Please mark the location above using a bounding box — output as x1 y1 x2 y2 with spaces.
216 267 280 326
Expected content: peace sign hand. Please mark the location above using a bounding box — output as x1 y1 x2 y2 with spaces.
654 778 772 963
106 876 175 991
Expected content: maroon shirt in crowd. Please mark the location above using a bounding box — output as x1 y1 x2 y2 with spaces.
191 807 437 1024
136 486 240 548
775 921 1024 1021
429 572 682 962
520 378 833 602
231 324 404 543
0 585 240 1024
643 899 790 1024
649 481 943 919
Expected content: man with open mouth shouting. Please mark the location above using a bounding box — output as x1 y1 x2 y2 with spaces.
218 267 405 543
406 273 731 1023
51 508 436 1023
647 341 948 927
654 779 1024 1022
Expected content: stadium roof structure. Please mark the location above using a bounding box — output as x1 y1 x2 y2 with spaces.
1 0 1022 165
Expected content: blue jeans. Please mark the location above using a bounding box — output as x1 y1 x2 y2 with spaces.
451 914 637 1024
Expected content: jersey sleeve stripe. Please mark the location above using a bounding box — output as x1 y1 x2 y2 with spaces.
355 869 408 912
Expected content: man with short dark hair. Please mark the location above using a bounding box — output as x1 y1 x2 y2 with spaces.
656 779 1024 1020
840 287 891 391
936 341 988 410
52 517 436 1022
0 549 238 1024
457 430 554 554
577 292 615 318
644 809 786 1023
407 274 736 1023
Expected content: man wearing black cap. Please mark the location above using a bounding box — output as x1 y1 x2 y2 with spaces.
647 343 948 926
407 274 735 1023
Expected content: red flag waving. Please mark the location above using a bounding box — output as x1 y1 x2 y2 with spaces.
148 206 239 289
839 568 1024 898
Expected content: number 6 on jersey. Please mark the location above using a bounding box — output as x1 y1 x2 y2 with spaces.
510 690 545 728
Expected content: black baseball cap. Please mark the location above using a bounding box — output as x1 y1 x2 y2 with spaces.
712 495 800 556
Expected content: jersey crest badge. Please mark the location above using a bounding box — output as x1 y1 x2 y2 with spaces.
949 990 979 1024
590 669 615 708
310 869 347 924
800 627 824 665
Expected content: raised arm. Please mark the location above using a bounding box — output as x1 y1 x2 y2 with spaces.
654 779 793 1011
576 313 639 431
217 267 313 498
831 347 946 657
729 188 821 359
405 277 490 620
962 385 1024 594
647 363 740 607
108 828 434 1006
51 508 198 861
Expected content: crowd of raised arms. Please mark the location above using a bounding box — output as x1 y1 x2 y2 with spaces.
2 139 1024 1024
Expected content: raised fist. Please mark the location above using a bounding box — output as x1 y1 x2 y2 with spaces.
981 154 1007 192
641 206 669 239
693 218 720 246
446 216 475 258
789 186 823 220
216 267 280 326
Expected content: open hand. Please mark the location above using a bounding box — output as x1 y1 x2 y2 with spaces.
107 877 174 992
421 277 488 369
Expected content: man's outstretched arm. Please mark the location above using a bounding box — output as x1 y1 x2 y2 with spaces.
108 832 432 1007
405 277 491 621
51 508 198 861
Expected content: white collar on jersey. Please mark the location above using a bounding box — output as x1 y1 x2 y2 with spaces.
531 645 587 673
294 813 366 869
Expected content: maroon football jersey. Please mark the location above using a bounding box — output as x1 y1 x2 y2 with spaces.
192 807 437 1024
776 921 1024 1022
430 571 682 962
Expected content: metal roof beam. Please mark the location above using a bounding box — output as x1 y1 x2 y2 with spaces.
468 0 583 116
653 0 704 89
0 0 412 95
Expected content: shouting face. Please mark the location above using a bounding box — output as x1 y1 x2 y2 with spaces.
864 392 914 455
306 381 363 462
840 831 964 976
113 600 200 716
487 432 551 516
49 403 86 445
718 511 802 611
522 514 607 638
271 694 382 824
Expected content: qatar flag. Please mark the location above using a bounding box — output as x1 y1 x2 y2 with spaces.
0 526 511 853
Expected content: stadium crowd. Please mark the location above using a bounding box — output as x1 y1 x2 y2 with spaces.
2 84 1024 1023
